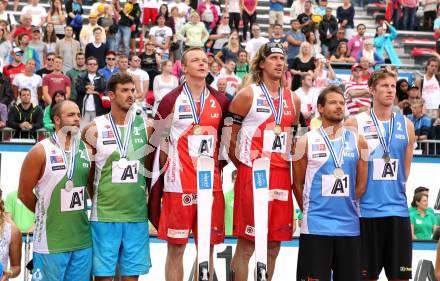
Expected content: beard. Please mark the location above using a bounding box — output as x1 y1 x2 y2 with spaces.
60 125 80 136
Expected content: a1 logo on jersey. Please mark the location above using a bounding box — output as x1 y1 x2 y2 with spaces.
111 160 139 183
322 174 350 197
372 158 399 181
61 186 85 212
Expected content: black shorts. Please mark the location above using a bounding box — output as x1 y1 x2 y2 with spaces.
360 216 412 280
297 234 361 281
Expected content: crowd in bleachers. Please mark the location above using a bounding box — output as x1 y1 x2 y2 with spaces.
0 0 437 152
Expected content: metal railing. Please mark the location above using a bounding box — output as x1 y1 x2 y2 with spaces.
0 128 50 144
415 140 440 156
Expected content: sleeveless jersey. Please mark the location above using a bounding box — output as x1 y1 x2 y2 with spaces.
355 111 409 218
302 129 360 236
421 74 440 110
164 89 223 193
91 114 148 222
238 84 296 169
34 138 91 254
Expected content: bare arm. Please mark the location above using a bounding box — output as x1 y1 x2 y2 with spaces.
1 223 22 280
347 88 370 98
404 117 415 179
436 240 440 280
65 86 71 99
18 144 45 212
355 135 368 199
81 121 97 198
42 85 51 105
292 134 307 211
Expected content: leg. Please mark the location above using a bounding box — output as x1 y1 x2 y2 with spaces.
166 243 186 281
296 234 333 281
267 241 281 281
230 238 255 281
121 277 139 281
121 26 131 56
249 13 257 39
242 12 250 41
333 236 361 281
409 8 416 31
92 222 122 279
64 247 93 281
32 252 70 281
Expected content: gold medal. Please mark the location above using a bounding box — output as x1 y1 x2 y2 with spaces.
273 125 282 135
193 125 201 135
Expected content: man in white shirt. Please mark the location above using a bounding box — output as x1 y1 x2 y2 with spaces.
245 24 270 62
0 1 17 34
149 15 173 57
22 0 47 28
294 73 320 124
416 57 440 118
127 54 150 104
12 59 42 106
211 59 242 97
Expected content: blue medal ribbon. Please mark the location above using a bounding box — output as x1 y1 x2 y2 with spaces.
260 83 283 126
183 83 206 126
108 113 134 159
52 133 77 182
319 127 347 169
370 109 394 156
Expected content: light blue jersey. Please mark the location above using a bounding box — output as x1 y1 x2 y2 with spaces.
356 111 409 218
302 128 360 236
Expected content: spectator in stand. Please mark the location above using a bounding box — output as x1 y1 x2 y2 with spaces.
129 0 142 54
140 41 161 90
348 24 368 61
0 28 11 70
401 0 419 31
396 78 410 104
142 0 160 28
22 0 47 28
117 54 130 75
294 73 320 125
0 72 14 107
314 0 328 16
305 31 321 57
313 57 336 90
291 0 308 19
329 42 356 63
85 27 108 69
391 0 402 29
374 21 401 66
43 89 65 132
334 28 349 49
149 15 173 60
357 38 384 65
424 0 438 30
345 63 370 116
336 0 355 39
434 10 440 54
234 49 249 80
216 77 229 98
76 56 108 127
42 23 58 54
208 15 231 55
318 7 338 58
47 0 67 39
177 11 209 49
298 0 314 34
42 56 71 105
225 0 241 31
0 189 22 280
408 98 432 142
409 187 434 215
12 59 42 106
152 60 178 115
0 1 17 35
169 7 186 61
245 24 270 62
13 33 41 70
168 0 189 24
66 52 86 101
6 88 43 138
290 41 315 91
286 20 305 68
29 29 47 65
270 24 287 46
400 84 420 115
3 48 26 84
5 190 35 234
215 30 241 67
358 56 372 81
241 0 257 41
128 54 150 105
410 192 438 240
79 12 106 48
416 57 440 118
36 53 55 79
13 14 33 40
98 51 119 81
65 0 83 40
197 0 219 32
55 26 81 73
206 60 220 85
268 0 286 39
99 5 118 52
211 59 242 97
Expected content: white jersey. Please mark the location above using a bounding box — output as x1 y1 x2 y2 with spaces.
421 74 440 110
294 87 320 117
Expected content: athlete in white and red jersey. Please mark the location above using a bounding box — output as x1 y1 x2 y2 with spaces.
228 42 300 281
148 47 229 281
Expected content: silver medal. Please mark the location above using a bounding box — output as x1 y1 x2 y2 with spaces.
333 168 345 179
65 180 74 192
118 158 128 169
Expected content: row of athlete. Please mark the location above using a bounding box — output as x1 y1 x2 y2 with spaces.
17 44 414 281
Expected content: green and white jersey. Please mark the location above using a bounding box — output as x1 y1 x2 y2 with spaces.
90 114 148 222
34 137 92 254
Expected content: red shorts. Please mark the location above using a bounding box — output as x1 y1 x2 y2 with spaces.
142 7 158 25
233 164 293 242
158 191 225 245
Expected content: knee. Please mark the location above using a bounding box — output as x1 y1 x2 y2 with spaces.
167 243 186 260
267 242 281 259
234 239 254 260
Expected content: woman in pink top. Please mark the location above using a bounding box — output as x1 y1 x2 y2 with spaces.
241 0 257 41
197 0 219 31
402 0 418 30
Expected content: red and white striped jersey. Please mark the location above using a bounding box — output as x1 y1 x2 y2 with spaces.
238 84 297 169
344 79 371 116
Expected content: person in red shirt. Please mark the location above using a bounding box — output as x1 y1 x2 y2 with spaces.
2 48 25 83
42 56 71 105
13 14 33 40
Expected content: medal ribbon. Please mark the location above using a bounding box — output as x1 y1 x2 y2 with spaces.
183 83 206 126
319 127 346 169
109 113 134 159
52 133 77 182
260 83 284 126
370 109 394 155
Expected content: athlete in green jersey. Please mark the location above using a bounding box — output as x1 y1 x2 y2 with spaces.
18 100 93 281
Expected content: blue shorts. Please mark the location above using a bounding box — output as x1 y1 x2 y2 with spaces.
91 221 151 277
32 247 92 281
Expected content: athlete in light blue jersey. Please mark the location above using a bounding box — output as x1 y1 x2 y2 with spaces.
345 69 415 281
294 85 368 281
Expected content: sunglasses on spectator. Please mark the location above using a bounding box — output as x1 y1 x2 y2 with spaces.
107 57 116 60
15 52 23 56
47 57 55 61
88 63 97 65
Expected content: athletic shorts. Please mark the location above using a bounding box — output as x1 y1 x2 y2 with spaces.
158 191 225 245
142 7 158 25
91 221 151 277
269 10 284 25
297 234 361 281
360 216 412 280
233 164 293 242
32 247 92 281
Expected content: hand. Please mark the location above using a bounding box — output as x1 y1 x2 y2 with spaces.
0 121 5 128
326 34 332 39
19 122 29 129
1 271 10 281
